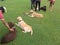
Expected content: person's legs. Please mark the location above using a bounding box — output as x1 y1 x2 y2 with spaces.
37 1 40 11
49 2 52 11
31 0 33 9
35 1 40 11
35 1 38 11
31 0 36 10
49 1 55 11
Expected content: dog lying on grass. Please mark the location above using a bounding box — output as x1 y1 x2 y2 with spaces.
15 16 33 36
0 22 16 44
40 6 46 11
25 10 44 18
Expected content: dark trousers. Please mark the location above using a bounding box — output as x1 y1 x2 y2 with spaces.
31 2 33 9
35 1 40 11
31 0 35 9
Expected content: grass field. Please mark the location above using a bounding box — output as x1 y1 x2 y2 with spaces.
0 0 60 45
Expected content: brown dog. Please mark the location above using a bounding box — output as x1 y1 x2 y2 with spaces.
0 22 16 44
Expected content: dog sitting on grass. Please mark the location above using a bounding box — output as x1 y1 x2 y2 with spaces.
25 10 44 18
0 22 16 44
15 16 33 36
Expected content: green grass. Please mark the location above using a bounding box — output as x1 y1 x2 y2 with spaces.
0 0 60 45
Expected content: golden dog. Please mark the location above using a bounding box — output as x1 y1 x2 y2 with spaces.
15 16 33 36
25 10 44 18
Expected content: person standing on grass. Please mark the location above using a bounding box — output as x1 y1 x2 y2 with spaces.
48 0 55 11
35 0 41 11
0 6 14 31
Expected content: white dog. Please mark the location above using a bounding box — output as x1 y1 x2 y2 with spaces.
15 16 33 36
25 10 44 18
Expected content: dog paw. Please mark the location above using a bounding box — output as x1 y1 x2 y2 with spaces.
22 31 26 33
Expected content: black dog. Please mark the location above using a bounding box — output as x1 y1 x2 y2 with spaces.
0 22 17 44
40 6 46 11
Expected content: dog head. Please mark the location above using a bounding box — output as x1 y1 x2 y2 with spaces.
30 10 34 14
8 22 14 28
17 16 23 22
8 22 16 32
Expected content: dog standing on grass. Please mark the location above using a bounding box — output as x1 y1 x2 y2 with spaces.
15 16 33 36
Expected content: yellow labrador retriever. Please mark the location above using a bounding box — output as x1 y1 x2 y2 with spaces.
15 16 33 36
25 10 44 18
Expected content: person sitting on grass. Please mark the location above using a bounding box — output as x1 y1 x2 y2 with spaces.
48 0 55 11
0 6 14 31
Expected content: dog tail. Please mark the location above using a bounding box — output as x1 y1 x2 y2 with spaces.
31 30 33 36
